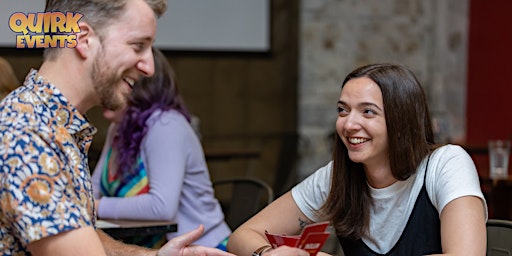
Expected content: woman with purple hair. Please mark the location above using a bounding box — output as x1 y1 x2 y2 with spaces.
92 48 231 249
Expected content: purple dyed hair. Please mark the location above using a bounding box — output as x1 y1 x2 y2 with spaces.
113 47 191 179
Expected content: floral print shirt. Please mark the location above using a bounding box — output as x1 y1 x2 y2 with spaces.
0 69 97 255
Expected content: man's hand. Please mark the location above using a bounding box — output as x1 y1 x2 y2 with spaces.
158 225 235 256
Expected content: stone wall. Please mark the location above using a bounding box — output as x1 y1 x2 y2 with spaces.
296 0 469 179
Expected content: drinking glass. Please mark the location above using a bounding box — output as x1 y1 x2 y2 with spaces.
488 140 511 179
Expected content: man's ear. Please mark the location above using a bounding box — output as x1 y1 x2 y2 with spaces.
75 22 97 59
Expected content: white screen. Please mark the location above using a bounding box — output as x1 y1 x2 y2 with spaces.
1 0 270 52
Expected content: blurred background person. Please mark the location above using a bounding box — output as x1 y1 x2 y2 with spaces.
92 48 231 249
0 56 20 100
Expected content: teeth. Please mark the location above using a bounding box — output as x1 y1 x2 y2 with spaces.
124 77 135 88
348 137 368 144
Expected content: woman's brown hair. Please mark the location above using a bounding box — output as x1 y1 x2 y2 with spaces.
321 63 438 240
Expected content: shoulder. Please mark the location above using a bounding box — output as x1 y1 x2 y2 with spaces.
425 144 483 212
431 144 470 159
146 109 190 132
427 144 474 171
148 109 189 126
292 161 333 197
144 109 198 142
427 144 476 178
291 161 333 221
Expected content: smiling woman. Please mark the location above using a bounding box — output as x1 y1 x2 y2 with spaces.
336 77 388 177
227 63 487 256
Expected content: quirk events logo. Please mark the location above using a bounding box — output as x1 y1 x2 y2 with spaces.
9 12 83 48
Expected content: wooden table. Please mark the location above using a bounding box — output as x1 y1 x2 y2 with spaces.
97 219 177 239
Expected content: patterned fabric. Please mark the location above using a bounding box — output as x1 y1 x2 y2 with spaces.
100 147 162 248
216 236 229 251
99 148 150 198
0 69 97 255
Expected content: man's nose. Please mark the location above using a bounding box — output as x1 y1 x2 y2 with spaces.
137 50 155 77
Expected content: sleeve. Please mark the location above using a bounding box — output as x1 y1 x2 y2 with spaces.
427 145 488 219
91 124 115 199
0 127 93 246
291 161 333 222
97 111 189 221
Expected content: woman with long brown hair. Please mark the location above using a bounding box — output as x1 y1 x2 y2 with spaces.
227 63 486 256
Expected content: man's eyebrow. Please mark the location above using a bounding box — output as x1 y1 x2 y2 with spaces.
142 36 154 43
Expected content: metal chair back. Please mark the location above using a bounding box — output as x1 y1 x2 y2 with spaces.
213 177 274 230
487 219 512 255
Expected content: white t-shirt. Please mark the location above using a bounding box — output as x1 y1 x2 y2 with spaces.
291 144 488 254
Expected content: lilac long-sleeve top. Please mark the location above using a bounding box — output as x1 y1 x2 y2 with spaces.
92 109 231 247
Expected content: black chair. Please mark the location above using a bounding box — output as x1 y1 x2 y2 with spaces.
487 219 512 255
213 177 274 230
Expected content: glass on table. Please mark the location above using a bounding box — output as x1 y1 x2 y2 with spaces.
488 140 511 180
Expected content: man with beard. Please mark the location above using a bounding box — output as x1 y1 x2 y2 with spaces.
0 0 234 256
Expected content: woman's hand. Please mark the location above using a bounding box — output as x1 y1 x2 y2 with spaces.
261 246 310 256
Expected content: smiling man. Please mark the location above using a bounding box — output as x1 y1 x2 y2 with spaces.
0 1 234 256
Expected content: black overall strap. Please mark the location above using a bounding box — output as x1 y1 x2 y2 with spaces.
339 155 442 255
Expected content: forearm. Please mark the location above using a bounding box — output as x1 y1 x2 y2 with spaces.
229 229 313 256
97 229 156 256
227 192 310 255
227 225 271 256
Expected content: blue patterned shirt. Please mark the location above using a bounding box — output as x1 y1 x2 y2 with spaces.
0 69 97 255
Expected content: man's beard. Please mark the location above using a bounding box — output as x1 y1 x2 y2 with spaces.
91 50 128 111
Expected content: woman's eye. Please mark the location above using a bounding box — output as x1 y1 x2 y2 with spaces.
363 109 376 115
337 106 348 115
